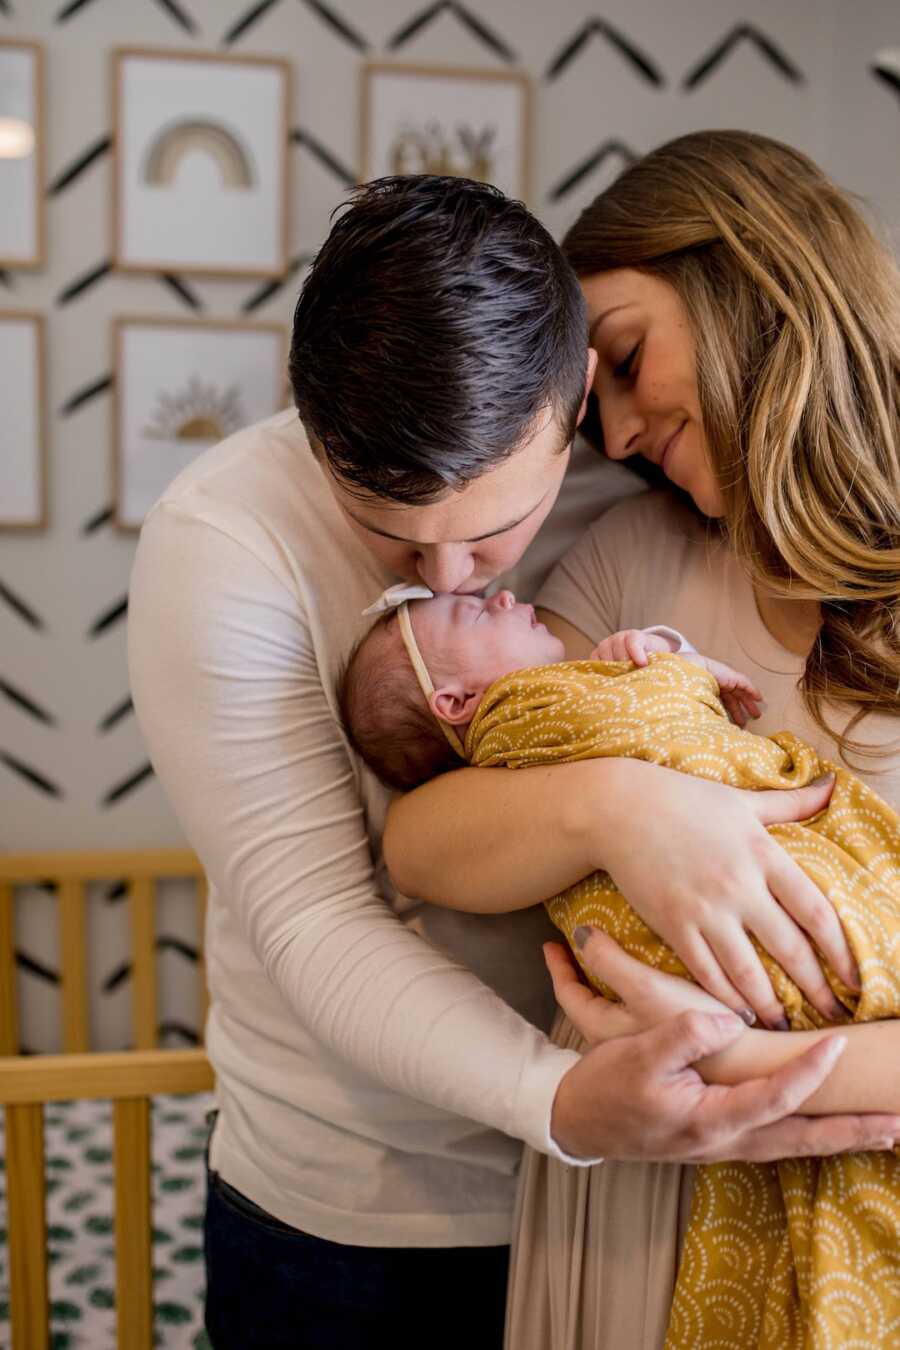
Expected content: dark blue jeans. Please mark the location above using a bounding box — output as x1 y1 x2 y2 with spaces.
203 1164 510 1349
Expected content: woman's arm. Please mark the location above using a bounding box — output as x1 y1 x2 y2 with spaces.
701 1022 900 1115
549 932 899 1117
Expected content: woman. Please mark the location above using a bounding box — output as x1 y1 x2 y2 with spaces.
384 130 900 1347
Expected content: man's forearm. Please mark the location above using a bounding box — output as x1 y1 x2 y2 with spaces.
384 758 648 912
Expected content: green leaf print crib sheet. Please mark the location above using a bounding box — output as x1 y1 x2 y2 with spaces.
0 1092 215 1349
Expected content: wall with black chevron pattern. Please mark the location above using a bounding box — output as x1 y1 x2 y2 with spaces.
1 0 899 1050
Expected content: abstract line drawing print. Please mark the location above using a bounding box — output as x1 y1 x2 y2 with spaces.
872 48 900 100
142 119 256 189
389 122 496 180
142 376 245 442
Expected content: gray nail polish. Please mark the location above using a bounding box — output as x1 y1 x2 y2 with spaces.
740 1008 757 1026
573 925 592 951
810 772 835 787
773 1016 790 1031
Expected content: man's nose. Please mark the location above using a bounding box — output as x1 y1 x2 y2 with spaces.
487 589 516 611
416 545 475 593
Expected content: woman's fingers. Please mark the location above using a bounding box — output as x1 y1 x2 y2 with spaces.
572 927 654 1003
751 898 847 1022
705 923 785 1028
542 942 632 1042
765 852 861 993
750 776 835 825
670 930 757 1021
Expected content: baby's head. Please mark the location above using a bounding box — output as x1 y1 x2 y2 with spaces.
339 590 564 791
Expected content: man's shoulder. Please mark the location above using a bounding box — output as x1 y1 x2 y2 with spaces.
155 408 317 513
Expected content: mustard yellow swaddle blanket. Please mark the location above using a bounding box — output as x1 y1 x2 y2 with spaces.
464 654 900 1350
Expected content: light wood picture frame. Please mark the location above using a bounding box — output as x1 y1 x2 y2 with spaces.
0 311 47 530
112 48 291 278
112 316 286 531
360 61 530 201
0 39 45 270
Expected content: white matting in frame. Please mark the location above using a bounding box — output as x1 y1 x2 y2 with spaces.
113 48 290 277
0 39 45 269
0 312 46 529
113 317 285 530
361 62 530 200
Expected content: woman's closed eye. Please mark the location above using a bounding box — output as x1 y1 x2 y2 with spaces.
613 342 640 379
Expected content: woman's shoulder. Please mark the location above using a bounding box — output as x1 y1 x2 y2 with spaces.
592 487 708 546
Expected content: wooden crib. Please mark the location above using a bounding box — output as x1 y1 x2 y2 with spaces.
0 849 214 1350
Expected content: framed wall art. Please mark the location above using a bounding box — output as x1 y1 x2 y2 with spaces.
0 311 47 530
112 48 291 277
360 62 530 200
0 39 45 269
112 316 286 530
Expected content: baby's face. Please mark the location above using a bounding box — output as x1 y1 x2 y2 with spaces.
410 590 565 688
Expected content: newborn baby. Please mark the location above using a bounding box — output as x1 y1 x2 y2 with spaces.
339 587 761 791
339 582 900 1348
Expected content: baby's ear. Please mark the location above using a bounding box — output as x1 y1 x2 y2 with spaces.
430 686 484 727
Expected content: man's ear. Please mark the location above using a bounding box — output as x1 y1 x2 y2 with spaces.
576 349 599 426
429 684 485 727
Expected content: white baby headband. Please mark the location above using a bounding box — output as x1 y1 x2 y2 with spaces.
361 583 466 759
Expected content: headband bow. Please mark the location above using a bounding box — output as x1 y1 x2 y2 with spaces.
361 583 466 759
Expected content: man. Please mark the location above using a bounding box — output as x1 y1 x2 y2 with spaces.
128 177 896 1348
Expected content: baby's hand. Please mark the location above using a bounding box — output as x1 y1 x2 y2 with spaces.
685 654 764 727
590 628 675 666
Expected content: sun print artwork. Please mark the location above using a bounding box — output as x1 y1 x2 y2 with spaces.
143 376 245 443
114 318 286 530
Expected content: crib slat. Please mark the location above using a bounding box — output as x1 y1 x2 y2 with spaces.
130 877 157 1049
59 879 90 1052
0 1048 213 1103
0 848 202 882
6 1102 49 1350
114 1097 153 1348
197 875 209 1042
0 880 18 1055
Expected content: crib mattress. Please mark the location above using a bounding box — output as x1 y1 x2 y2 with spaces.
0 1091 215 1349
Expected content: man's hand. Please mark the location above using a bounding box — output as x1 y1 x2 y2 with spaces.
547 936 900 1163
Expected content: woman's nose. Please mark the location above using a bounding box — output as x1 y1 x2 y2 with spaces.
602 407 645 460
416 545 475 593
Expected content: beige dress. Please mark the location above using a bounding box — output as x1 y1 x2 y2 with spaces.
506 491 900 1350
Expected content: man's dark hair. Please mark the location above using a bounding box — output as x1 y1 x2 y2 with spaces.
289 176 588 505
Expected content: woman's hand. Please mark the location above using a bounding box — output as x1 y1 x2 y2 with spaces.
544 934 732 1046
583 761 857 1029
546 933 900 1162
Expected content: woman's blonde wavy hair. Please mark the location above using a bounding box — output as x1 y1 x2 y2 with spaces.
564 128 900 761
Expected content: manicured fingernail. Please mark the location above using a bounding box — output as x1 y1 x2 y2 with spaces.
772 1016 790 1031
811 773 835 787
740 1008 757 1026
573 925 592 951
874 1139 896 1151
